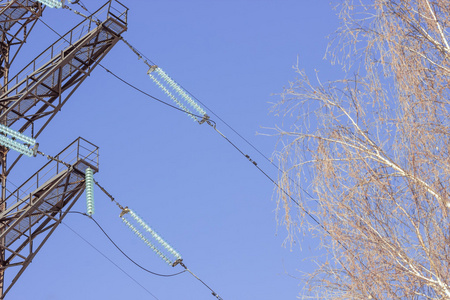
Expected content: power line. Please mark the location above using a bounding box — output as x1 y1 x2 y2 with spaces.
37 18 204 120
100 65 205 119
181 89 319 202
179 262 224 300
99 62 327 236
35 7 378 298
68 211 187 278
37 18 225 299
101 37 326 235
38 10 341 248
115 36 318 202
113 38 357 255
206 123 328 233
93 183 225 299
62 220 161 300
45 0 314 215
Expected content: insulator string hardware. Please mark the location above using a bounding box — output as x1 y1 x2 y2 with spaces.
62 4 101 25
147 69 196 122
85 167 94 216
153 67 206 115
36 150 72 168
146 65 208 123
120 207 182 267
93 181 224 299
0 124 36 145
121 37 153 69
0 125 74 165
94 180 125 210
0 124 38 157
36 0 63 9
37 11 229 299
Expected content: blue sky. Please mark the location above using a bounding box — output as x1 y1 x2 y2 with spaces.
5 1 341 299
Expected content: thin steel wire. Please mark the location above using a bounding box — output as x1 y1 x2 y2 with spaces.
68 211 187 277
62 220 161 300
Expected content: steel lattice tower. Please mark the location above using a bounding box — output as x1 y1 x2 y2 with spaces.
0 1 128 297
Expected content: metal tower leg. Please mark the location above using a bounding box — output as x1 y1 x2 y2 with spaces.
0 1 44 297
0 151 5 300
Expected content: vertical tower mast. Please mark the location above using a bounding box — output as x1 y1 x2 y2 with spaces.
0 1 128 297
0 1 43 296
0 0 43 90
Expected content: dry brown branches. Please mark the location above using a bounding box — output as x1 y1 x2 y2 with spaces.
274 1 450 299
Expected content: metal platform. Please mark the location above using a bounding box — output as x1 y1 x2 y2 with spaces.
0 1 127 296
0 0 128 162
0 137 99 297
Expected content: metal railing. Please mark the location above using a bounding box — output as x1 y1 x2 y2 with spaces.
5 137 99 207
108 0 128 25
3 0 128 96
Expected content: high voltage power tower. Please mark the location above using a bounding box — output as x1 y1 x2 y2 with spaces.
0 0 128 297
0 0 229 299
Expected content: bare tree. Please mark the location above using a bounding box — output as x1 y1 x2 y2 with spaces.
273 1 450 299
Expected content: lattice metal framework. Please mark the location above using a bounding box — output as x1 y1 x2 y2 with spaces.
0 0 128 298
0 137 99 297
0 0 44 87
0 1 44 296
0 0 127 173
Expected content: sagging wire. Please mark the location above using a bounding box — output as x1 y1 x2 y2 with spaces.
0 124 223 297
146 65 210 123
37 18 206 123
49 6 354 273
41 6 374 297
62 215 161 300
68 211 186 278
95 182 224 300
148 66 207 117
36 9 224 299
147 67 197 122
117 37 354 259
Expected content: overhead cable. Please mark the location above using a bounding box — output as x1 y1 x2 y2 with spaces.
41 9 347 254
69 211 187 278
62 218 161 300
95 183 225 300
